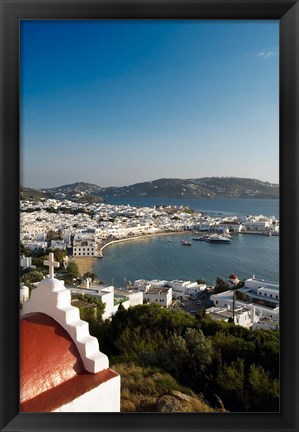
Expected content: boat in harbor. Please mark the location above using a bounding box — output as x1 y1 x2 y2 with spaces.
206 234 232 243
181 240 192 246
262 231 272 237
193 234 211 241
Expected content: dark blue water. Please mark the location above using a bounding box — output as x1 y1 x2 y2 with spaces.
104 197 279 218
94 199 279 287
94 233 279 287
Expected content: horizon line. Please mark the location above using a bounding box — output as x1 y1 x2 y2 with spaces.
22 175 280 190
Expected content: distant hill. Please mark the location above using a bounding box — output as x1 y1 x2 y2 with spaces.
100 177 279 199
22 177 279 201
41 182 104 203
20 186 51 201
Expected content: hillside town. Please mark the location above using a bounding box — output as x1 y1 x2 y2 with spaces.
20 197 279 332
20 197 279 256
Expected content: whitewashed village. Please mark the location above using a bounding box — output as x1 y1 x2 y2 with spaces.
19 197 280 413
20 197 279 332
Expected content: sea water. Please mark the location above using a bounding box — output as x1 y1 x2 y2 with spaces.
93 198 279 287
104 197 279 218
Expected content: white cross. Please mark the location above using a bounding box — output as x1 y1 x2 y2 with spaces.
44 253 60 279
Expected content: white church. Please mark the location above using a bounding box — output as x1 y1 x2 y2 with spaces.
20 253 120 412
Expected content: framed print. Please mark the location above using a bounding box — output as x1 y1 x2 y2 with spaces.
0 0 298 431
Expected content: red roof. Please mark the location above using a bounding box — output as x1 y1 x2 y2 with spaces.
20 313 117 412
229 274 238 279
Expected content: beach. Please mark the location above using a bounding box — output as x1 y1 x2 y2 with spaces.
71 232 185 276
73 256 96 275
99 231 187 254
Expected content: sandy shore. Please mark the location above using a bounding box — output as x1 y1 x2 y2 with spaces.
73 256 96 275
99 231 187 254
74 231 188 275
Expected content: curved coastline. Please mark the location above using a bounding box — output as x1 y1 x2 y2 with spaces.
92 231 187 280
98 231 187 256
93 230 279 287
74 231 186 276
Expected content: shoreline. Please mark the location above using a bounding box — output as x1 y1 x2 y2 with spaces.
72 256 96 276
71 232 186 275
98 231 187 254
92 231 187 279
74 229 278 276
98 229 278 257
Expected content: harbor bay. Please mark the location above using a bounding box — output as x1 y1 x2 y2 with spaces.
18 18 282 415
93 198 279 287
104 197 279 219
93 231 279 287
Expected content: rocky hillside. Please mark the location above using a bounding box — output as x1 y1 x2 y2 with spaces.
41 182 103 203
22 177 279 201
20 186 51 201
112 363 218 412
100 177 279 199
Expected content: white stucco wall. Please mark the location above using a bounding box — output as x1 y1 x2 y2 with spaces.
53 374 120 412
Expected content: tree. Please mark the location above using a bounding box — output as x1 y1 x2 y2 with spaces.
64 261 80 284
20 243 32 257
247 364 279 411
21 270 44 285
117 303 125 312
31 255 47 269
215 358 246 411
214 277 229 294
196 278 206 285
184 328 213 372
235 291 249 302
162 328 213 388
72 294 105 324
235 280 245 289
54 248 67 265
46 230 59 243
66 261 80 277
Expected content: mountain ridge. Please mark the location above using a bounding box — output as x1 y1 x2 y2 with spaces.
21 177 279 201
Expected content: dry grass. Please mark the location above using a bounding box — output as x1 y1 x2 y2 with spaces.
112 363 214 413
72 257 96 275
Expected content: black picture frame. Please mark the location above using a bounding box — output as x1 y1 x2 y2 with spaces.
0 0 298 431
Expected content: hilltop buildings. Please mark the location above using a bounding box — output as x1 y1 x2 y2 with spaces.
208 276 279 330
20 198 279 256
20 199 279 331
68 283 143 320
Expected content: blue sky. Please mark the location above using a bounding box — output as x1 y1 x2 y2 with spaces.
20 20 279 188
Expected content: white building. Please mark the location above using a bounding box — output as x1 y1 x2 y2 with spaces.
115 289 144 308
50 240 66 249
219 221 243 232
69 285 115 320
133 279 168 291
238 276 279 308
20 285 30 303
210 290 279 324
206 305 252 328
167 280 205 299
20 253 120 412
22 241 47 252
73 239 97 257
69 284 143 320
243 218 271 231
20 255 32 269
252 317 279 331
143 286 172 307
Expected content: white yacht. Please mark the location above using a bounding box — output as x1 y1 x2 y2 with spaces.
206 234 232 244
